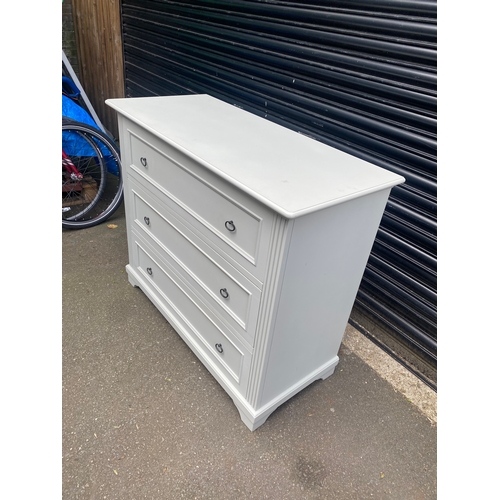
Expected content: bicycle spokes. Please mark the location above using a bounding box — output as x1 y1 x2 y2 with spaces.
62 119 123 229
62 149 84 180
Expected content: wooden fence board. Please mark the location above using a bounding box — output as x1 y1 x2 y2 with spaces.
72 0 124 139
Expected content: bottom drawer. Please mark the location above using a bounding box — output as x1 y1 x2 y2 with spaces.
131 237 251 394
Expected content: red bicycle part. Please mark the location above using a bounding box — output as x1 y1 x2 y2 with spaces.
62 150 84 180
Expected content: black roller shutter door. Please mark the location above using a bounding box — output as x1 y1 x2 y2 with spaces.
120 0 437 389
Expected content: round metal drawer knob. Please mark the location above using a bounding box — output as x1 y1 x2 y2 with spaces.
220 288 229 299
140 157 148 167
146 267 153 276
215 343 224 354
225 220 236 232
144 216 150 226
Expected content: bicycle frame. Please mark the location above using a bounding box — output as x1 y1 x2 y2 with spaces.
62 150 83 180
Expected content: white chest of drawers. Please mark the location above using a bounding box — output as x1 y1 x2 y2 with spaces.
106 95 404 431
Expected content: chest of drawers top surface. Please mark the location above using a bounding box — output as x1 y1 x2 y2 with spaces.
107 94 404 218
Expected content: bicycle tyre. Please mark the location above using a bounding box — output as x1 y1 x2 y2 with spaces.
62 119 123 229
62 123 108 222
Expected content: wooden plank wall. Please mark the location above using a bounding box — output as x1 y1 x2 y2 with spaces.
72 0 124 140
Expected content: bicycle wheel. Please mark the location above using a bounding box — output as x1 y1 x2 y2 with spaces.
62 126 107 222
62 119 123 229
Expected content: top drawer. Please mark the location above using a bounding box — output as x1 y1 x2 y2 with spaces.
126 124 274 282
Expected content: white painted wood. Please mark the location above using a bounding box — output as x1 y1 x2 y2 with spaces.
129 235 252 393
107 94 405 431
258 189 393 408
122 123 275 283
128 128 271 265
107 95 405 218
128 177 262 348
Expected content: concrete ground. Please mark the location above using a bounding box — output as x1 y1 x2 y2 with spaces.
62 203 437 500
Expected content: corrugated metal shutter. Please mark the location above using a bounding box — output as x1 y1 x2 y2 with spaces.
120 0 437 388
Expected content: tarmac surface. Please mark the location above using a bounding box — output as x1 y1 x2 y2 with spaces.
62 203 437 500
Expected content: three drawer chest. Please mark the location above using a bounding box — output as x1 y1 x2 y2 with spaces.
106 94 404 431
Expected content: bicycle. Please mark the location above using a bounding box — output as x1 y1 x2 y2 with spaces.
62 118 123 229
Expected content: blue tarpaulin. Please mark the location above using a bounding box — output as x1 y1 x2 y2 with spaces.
62 92 119 176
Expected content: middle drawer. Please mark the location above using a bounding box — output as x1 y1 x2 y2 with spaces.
127 178 262 348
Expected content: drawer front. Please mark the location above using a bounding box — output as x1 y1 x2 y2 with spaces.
126 125 274 280
128 179 261 346
132 238 251 393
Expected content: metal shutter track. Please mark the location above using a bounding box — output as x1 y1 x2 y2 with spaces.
121 0 437 388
